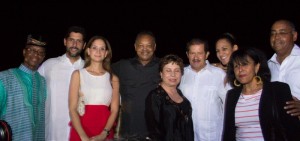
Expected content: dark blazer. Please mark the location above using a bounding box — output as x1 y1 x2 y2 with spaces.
222 81 300 141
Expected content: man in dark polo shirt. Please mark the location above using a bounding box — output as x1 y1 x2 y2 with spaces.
112 31 160 140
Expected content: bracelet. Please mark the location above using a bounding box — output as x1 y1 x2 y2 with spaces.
103 128 110 136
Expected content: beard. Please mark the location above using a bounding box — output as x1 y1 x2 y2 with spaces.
66 46 83 57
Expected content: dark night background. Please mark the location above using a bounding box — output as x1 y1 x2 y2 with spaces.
1 0 299 71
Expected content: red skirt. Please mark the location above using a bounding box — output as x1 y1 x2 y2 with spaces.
69 105 114 141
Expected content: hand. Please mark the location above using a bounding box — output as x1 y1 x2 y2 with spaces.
284 96 300 120
80 136 91 141
90 132 107 141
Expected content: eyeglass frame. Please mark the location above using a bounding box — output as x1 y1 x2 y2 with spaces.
25 47 46 57
66 37 84 45
270 30 295 37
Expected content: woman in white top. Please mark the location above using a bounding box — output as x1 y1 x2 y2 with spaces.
69 36 120 141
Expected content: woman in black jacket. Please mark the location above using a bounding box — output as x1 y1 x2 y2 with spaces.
222 48 300 141
145 54 194 141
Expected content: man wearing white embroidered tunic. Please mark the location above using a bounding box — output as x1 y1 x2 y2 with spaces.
38 26 86 141
179 38 227 141
0 34 47 140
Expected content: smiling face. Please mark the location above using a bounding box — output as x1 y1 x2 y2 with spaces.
270 20 297 60
23 45 46 70
160 62 182 87
87 39 108 63
186 44 209 72
64 32 85 58
216 38 238 66
134 34 156 65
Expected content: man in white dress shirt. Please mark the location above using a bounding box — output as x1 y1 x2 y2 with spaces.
268 19 300 119
38 26 87 141
179 38 228 141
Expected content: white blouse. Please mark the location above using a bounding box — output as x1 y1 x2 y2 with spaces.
79 69 112 106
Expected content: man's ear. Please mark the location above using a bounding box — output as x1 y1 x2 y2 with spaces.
205 51 210 59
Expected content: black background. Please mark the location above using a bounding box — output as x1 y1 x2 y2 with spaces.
1 0 299 71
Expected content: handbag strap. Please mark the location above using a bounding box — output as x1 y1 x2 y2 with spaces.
78 69 84 97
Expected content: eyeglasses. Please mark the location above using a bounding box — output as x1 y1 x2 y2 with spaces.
26 48 45 57
67 38 83 44
270 31 293 37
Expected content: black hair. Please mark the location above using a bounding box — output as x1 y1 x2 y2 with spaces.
186 38 209 53
64 26 87 42
227 47 271 88
135 30 156 43
215 32 238 47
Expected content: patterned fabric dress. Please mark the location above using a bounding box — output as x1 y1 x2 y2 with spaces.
0 64 47 141
69 69 114 140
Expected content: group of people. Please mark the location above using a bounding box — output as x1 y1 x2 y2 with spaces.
0 19 300 141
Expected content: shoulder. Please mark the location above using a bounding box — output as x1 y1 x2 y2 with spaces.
0 69 13 80
44 56 62 63
183 65 192 72
208 64 226 76
40 56 62 67
114 58 131 64
211 62 221 68
71 70 80 77
152 57 160 63
111 74 119 82
263 81 291 97
227 87 242 95
212 62 227 71
266 81 289 88
112 59 131 68
148 86 161 95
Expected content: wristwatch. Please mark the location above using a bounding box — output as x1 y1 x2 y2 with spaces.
103 128 110 136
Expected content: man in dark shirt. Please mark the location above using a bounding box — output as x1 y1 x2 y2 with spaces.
112 31 160 140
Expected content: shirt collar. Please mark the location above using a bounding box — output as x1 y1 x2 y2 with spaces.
269 44 300 64
186 60 214 73
131 56 160 67
60 53 84 66
19 64 36 74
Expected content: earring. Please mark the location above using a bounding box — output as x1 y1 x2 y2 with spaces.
234 79 241 87
255 75 262 85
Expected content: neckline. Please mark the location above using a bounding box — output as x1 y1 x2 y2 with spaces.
240 89 262 101
84 68 107 77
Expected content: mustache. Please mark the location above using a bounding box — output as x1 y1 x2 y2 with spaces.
69 47 79 50
192 59 200 62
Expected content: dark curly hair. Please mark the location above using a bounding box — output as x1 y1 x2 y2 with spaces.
159 54 184 75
